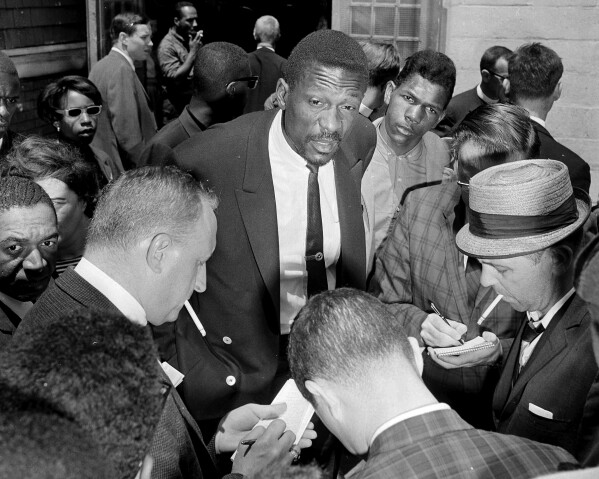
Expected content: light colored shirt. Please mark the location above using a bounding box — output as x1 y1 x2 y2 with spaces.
359 103 374 118
257 43 275 52
75 257 147 326
362 117 451 251
111 46 135 71
476 84 499 104
0 291 33 319
370 403 450 445
520 288 575 368
530 115 547 128
269 109 341 334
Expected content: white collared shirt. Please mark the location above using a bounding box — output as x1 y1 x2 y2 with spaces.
529 115 547 128
0 291 33 319
370 403 451 445
359 103 374 118
520 288 576 368
269 109 341 334
257 43 275 52
111 46 135 71
476 84 499 105
75 258 147 326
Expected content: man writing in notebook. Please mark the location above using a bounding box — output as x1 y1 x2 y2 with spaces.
448 159 598 462
370 103 535 429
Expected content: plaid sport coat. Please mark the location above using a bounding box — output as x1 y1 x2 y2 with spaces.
356 408 578 479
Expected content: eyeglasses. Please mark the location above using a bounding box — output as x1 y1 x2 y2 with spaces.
55 105 102 118
487 70 508 81
226 76 259 90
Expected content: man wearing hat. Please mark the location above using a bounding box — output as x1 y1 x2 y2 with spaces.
438 159 598 461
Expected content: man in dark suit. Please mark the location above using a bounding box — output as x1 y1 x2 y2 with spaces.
170 30 376 429
0 51 22 159
433 45 511 137
0 177 58 348
288 289 578 479
370 103 537 429
506 42 590 193
16 167 314 479
443 159 598 462
243 15 287 114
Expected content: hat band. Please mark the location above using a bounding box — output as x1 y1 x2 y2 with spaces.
469 194 579 239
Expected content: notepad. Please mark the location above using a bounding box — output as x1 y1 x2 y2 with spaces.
231 379 314 460
433 336 495 357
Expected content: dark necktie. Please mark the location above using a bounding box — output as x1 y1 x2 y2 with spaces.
465 257 482 310
305 163 328 297
521 320 545 343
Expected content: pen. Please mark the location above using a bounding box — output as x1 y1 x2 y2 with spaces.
430 302 465 345
240 439 256 446
477 294 504 325
185 300 206 337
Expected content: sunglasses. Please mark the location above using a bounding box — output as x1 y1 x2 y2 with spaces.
226 76 259 90
55 105 102 118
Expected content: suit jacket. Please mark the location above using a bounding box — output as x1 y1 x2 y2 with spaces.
171 109 376 423
494 294 599 460
357 408 577 479
432 87 484 137
369 183 524 428
243 47 287 114
0 301 21 350
17 268 224 479
89 50 157 170
531 121 590 193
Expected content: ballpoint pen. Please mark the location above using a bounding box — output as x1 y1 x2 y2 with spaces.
430 302 465 345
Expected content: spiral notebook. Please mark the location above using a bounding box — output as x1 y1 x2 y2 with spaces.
434 336 494 357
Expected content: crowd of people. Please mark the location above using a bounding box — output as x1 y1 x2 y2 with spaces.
0 2 597 478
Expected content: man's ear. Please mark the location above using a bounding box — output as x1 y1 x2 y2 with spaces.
480 69 491 84
119 31 129 47
383 80 396 105
554 81 562 102
305 379 342 421
225 82 236 97
503 78 511 97
408 336 424 376
550 244 575 275
275 78 289 110
146 233 172 274
174 16 180 27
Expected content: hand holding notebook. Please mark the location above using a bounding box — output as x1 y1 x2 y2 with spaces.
428 331 502 369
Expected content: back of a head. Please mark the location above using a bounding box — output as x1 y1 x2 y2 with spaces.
288 288 416 403
0 175 54 215
397 49 456 109
0 50 18 77
254 15 280 44
87 166 217 255
284 30 368 91
0 308 164 479
479 45 512 72
359 41 401 88
38 75 102 124
110 12 148 42
453 103 539 171
193 42 249 100
508 42 563 102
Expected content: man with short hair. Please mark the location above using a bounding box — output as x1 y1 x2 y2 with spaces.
158 2 203 114
361 49 455 252
507 42 590 193
288 289 579 478
370 103 537 429
433 45 511 137
16 166 312 479
90 12 157 170
442 159 598 460
243 15 287 114
169 30 376 428
0 51 22 158
0 176 58 347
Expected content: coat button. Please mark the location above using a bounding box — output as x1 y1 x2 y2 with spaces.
226 375 236 386
223 336 232 344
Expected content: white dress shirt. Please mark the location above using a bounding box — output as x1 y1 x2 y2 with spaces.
75 257 147 326
529 115 547 128
476 84 499 104
269 110 341 334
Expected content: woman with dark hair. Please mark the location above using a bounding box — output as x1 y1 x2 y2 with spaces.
3 137 100 275
38 75 123 186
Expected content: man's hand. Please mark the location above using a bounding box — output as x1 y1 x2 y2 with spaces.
428 331 502 369
231 419 296 478
189 30 203 56
421 314 467 347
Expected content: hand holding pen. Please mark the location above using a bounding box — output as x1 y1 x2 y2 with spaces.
421 302 467 347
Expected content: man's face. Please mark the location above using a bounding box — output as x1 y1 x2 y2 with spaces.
484 57 509 101
145 206 217 325
281 64 364 167
125 24 153 62
175 6 199 39
57 90 98 146
0 204 58 301
383 74 447 154
479 250 558 313
0 72 20 139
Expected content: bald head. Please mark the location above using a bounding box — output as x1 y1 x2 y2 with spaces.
0 51 20 139
253 15 280 45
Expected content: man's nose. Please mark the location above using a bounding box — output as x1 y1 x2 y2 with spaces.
22 249 46 271
318 106 342 134
479 263 494 288
194 264 207 293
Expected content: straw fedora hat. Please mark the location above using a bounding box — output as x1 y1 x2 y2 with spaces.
456 159 591 259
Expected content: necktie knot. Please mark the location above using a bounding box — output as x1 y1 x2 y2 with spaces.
306 163 319 175
521 320 545 343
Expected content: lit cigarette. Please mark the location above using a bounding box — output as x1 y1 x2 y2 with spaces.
477 294 504 325
185 300 206 336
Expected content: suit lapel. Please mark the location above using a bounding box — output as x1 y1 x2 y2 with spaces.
0 301 21 335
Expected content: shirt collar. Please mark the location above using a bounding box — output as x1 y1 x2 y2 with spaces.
376 118 424 160
257 43 275 52
111 46 135 71
476 84 499 104
370 403 450 446
75 257 147 326
529 115 546 128
359 103 374 118
527 288 575 327
169 26 186 44
0 291 33 319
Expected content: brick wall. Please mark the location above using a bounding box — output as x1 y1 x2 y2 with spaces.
443 0 599 201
